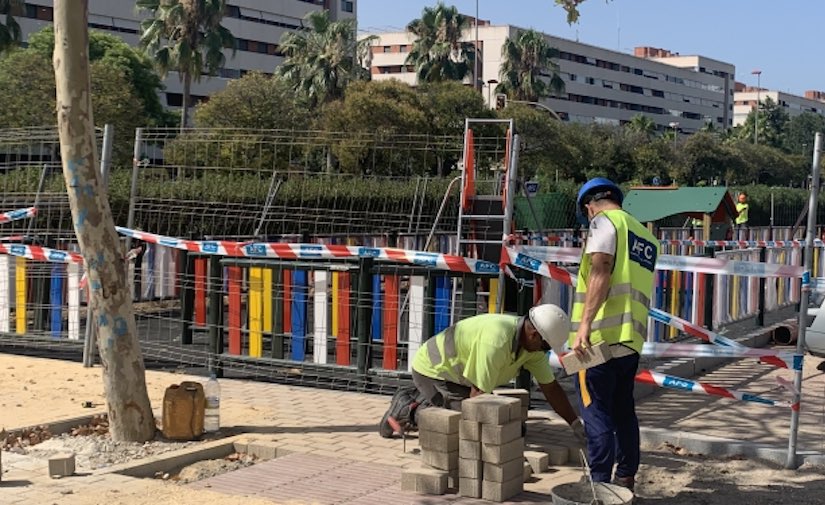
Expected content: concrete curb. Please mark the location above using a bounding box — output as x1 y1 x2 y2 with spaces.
5 412 108 438
640 426 825 468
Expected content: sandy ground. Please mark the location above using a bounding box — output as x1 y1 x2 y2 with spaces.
4 353 825 505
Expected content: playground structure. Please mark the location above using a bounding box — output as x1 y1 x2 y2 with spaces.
0 125 820 470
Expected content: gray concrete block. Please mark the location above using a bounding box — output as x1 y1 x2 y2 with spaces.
458 457 483 479
417 407 461 434
547 445 569 466
419 430 459 452
482 475 523 502
422 449 459 470
493 388 530 408
481 437 524 464
523 450 549 473
481 420 521 445
459 439 481 460
246 441 281 460
459 477 482 498
401 467 448 495
523 461 533 481
483 458 523 483
461 395 518 424
459 420 481 441
48 453 75 478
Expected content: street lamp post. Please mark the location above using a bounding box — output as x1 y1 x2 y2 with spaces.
752 69 762 145
475 0 480 92
668 121 679 147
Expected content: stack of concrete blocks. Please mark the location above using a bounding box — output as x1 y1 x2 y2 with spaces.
401 407 461 495
493 388 532 480
458 395 524 501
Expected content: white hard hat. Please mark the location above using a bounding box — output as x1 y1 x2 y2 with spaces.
528 304 570 351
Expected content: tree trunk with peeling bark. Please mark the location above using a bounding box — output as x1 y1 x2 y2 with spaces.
53 0 155 442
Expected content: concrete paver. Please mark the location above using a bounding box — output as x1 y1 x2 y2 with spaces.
3 348 825 504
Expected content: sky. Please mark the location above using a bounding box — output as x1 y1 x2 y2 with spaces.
358 0 822 97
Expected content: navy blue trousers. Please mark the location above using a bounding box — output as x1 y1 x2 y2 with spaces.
574 353 640 482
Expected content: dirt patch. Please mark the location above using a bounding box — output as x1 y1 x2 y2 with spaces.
22 431 201 471
170 452 258 484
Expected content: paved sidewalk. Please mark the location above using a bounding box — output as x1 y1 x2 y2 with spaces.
2 349 825 504
636 347 825 460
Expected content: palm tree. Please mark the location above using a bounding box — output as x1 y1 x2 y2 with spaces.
405 3 475 83
277 10 374 109
0 0 21 53
137 0 235 130
627 114 656 137
495 29 564 102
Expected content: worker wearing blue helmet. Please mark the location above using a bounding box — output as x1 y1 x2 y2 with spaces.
571 177 659 493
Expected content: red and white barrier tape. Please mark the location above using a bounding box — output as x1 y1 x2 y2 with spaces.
0 243 82 264
635 369 794 409
116 227 501 275
512 246 804 278
0 207 36 224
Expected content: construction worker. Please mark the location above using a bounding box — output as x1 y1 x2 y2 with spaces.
570 177 659 493
735 192 749 239
379 304 585 445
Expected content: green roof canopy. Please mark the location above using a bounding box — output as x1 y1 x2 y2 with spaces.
622 186 738 224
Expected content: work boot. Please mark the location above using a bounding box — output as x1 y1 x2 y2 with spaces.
379 386 420 438
612 475 635 492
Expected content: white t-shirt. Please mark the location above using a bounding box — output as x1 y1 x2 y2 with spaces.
585 214 617 256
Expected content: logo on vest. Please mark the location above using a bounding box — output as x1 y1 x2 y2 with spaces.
628 231 656 272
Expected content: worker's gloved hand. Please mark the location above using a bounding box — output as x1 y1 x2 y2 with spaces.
570 417 587 447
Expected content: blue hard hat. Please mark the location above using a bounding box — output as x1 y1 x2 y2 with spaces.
576 177 623 216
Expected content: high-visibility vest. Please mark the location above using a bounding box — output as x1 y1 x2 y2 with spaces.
569 209 659 353
411 313 555 392
736 202 749 225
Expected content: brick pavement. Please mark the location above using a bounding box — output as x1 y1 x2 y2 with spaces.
3 350 825 504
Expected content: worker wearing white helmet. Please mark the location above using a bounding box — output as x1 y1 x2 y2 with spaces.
379 305 585 445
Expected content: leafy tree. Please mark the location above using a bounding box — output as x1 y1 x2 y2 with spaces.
496 29 564 102
27 27 172 126
418 81 491 174
277 10 374 109
671 131 731 185
321 80 429 175
626 114 656 138
727 141 807 186
733 96 788 149
555 0 611 24
784 112 825 156
406 2 476 83
0 50 55 127
194 72 309 129
0 0 21 53
0 50 148 165
137 0 235 130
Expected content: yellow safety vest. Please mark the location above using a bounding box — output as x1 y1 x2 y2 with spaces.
412 314 555 393
569 209 658 353
735 202 749 225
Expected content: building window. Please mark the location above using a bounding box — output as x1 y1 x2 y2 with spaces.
383 46 391 53
341 0 354 13
25 4 53 21
400 45 408 53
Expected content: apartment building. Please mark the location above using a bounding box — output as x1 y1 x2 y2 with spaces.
15 0 356 108
733 84 825 126
364 25 735 133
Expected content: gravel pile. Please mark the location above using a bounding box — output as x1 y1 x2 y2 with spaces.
24 433 200 470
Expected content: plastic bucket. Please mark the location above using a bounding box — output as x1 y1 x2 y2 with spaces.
551 481 634 505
